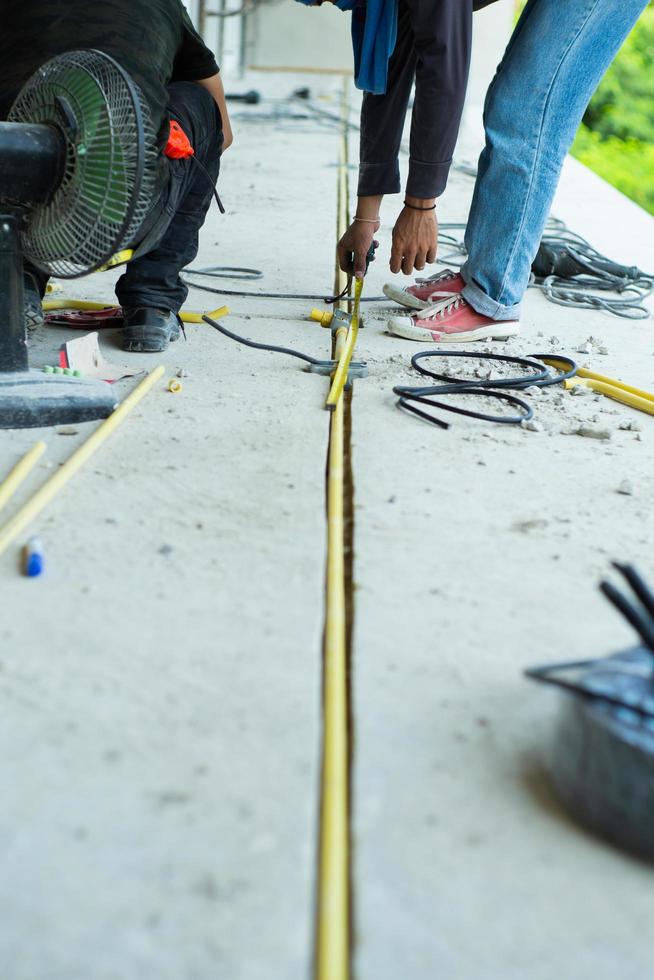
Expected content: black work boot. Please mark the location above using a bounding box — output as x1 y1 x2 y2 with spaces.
24 272 45 331
121 308 182 353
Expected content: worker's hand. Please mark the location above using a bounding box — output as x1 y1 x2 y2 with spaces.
390 200 438 276
195 75 234 152
338 219 380 279
222 111 234 152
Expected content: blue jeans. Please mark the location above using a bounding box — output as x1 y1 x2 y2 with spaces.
461 0 649 321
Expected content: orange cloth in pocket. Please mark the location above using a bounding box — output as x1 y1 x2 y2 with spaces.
165 120 195 159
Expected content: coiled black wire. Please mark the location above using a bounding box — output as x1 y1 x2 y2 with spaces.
394 351 577 429
437 219 654 319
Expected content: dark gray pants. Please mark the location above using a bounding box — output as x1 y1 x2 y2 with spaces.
115 80 223 313
27 80 223 314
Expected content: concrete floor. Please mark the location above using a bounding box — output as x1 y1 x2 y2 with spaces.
352 131 654 978
1 74 654 977
0 84 337 980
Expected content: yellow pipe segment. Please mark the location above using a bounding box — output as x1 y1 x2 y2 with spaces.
0 442 46 513
541 356 654 417
320 359 350 980
43 299 112 312
325 276 363 411
0 366 164 558
316 107 352 980
181 305 230 324
564 376 654 416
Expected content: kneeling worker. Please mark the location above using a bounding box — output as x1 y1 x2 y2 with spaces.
0 0 233 353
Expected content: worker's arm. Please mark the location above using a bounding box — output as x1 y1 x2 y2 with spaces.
173 6 232 151
339 0 473 276
195 73 234 151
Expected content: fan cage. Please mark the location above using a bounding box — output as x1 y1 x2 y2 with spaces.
9 49 159 278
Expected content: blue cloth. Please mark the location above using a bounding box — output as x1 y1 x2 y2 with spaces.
295 0 397 95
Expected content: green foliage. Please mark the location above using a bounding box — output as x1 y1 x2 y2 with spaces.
515 1 654 214
580 4 654 144
572 3 654 214
571 126 654 215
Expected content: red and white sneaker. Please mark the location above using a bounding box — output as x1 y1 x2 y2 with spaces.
388 295 519 344
383 268 465 310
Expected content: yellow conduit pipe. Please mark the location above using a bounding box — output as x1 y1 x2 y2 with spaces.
0 442 46 513
181 305 230 324
316 113 352 980
325 276 363 411
541 357 654 416
43 299 114 312
574 366 654 402
565 377 654 416
0 366 164 558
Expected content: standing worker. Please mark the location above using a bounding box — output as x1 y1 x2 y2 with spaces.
301 0 649 343
0 0 233 353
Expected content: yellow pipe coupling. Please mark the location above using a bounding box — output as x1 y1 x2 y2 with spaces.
310 308 335 328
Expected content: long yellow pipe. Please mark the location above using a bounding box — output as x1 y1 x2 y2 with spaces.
0 367 164 557
320 360 349 979
316 106 351 980
0 442 46 513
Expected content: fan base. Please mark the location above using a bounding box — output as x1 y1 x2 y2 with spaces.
0 371 117 429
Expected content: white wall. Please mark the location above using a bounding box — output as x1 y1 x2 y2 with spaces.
465 0 514 132
244 0 353 73
181 0 243 77
190 0 514 95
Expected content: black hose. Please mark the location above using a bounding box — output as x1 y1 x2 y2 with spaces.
203 314 321 366
397 389 533 428
184 268 386 304
393 351 577 428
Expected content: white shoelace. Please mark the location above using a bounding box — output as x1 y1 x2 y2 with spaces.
417 294 466 321
425 288 460 305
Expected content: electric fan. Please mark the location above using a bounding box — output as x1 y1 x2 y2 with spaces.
0 49 159 428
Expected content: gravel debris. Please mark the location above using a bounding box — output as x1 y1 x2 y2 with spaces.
570 426 612 440
512 518 549 533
